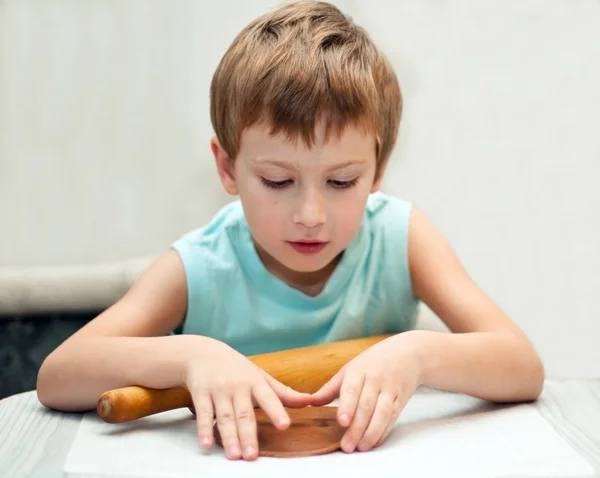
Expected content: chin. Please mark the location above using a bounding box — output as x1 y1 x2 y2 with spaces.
279 253 339 274
284 261 326 273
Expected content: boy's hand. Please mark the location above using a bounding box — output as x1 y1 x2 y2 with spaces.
310 334 422 453
182 340 313 461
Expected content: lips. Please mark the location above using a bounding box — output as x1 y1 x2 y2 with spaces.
288 240 328 254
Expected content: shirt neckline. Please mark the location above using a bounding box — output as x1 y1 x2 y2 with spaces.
233 214 366 310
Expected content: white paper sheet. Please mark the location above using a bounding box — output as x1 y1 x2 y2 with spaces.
64 390 596 478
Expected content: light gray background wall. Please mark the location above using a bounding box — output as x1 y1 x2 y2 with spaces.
0 0 598 379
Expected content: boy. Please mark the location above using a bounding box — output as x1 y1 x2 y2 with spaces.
37 0 544 462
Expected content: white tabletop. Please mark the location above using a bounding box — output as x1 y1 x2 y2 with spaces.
1 381 600 478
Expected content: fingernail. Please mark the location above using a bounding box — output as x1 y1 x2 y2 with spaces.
339 413 349 425
342 438 355 453
229 446 240 457
200 436 211 447
244 445 255 456
278 417 289 427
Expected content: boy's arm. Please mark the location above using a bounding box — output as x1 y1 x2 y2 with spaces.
37 249 313 461
36 250 216 411
406 208 544 402
311 207 546 454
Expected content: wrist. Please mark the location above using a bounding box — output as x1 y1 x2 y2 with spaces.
392 330 429 386
176 334 226 386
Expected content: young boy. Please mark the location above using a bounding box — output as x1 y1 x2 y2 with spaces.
37 0 544 462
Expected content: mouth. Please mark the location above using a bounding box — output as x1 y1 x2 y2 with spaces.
287 240 328 254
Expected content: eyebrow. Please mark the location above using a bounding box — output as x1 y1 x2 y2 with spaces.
250 158 368 171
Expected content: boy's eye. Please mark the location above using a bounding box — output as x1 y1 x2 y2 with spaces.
261 178 292 189
260 178 358 189
329 178 358 189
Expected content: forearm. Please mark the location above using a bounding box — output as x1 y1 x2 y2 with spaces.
404 330 544 402
36 334 216 412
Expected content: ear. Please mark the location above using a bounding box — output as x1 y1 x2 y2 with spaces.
211 136 238 195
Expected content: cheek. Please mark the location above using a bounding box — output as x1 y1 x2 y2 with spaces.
330 189 371 234
244 194 285 238
339 204 365 231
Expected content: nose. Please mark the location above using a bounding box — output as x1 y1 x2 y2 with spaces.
293 187 327 229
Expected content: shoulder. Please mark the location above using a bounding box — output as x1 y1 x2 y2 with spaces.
361 191 415 285
404 205 473 319
366 191 413 219
363 191 414 244
171 199 245 258
169 199 248 294
366 195 468 299
406 206 459 277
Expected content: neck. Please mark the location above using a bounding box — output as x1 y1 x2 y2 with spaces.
253 241 342 296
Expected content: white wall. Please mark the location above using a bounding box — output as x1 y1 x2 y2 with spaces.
1 0 598 379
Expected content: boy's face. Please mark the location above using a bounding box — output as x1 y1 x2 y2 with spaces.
212 121 381 281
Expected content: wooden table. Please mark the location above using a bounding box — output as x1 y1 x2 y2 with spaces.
2 381 600 477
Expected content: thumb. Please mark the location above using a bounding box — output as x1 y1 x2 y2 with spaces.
310 371 344 406
265 375 313 408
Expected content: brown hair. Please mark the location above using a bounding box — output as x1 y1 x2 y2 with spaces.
210 1 402 178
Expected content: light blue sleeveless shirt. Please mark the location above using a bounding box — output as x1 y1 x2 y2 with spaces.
171 192 420 356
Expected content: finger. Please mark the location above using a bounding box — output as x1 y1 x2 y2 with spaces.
252 380 291 430
357 391 394 452
337 372 365 428
375 395 408 447
191 392 214 449
374 410 400 449
265 375 313 408
233 392 258 461
213 393 242 460
310 371 344 407
341 378 377 453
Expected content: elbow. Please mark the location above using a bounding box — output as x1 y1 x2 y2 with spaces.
36 352 62 409
494 334 545 404
528 356 545 400
517 349 545 402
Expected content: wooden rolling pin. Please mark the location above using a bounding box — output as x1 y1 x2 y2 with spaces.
97 334 391 423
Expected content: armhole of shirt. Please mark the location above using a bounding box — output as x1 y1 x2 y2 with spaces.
375 193 418 303
372 194 414 284
396 198 416 298
169 235 204 335
384 195 420 331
